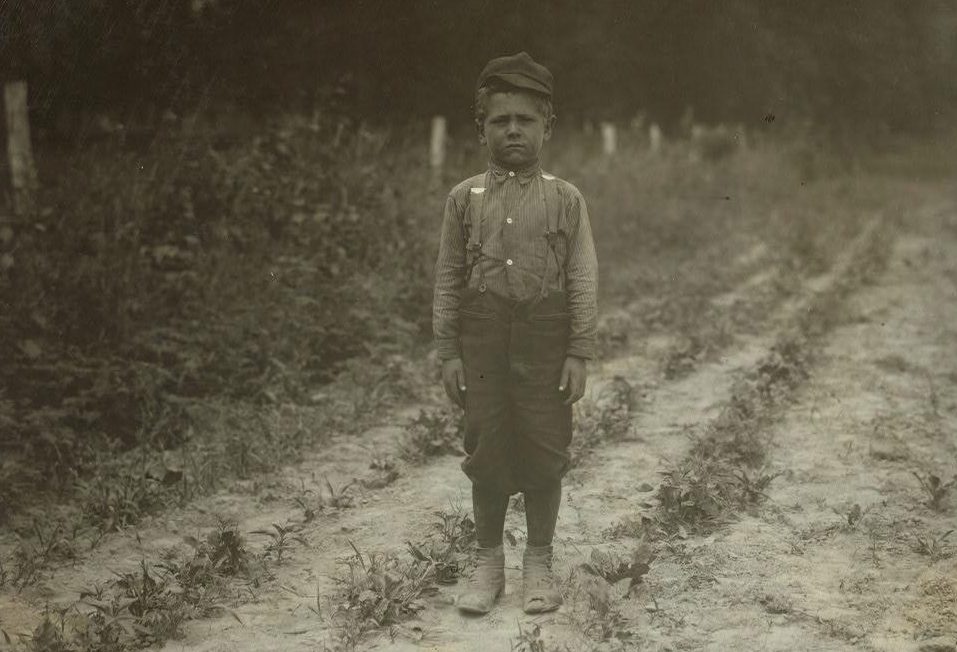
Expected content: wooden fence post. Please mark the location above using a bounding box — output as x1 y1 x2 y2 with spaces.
429 115 447 170
4 81 38 216
600 121 617 156
649 123 663 154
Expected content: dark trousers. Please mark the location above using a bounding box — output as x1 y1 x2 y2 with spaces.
459 288 573 495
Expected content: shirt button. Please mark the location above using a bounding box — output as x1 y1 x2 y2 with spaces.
508 171 515 177
506 258 514 266
506 217 513 224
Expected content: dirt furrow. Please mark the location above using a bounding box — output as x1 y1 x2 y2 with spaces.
1 191 922 652
573 198 957 652
143 214 885 651
0 217 784 647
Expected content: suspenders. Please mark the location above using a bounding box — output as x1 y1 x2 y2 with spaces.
465 171 564 298
466 182 489 292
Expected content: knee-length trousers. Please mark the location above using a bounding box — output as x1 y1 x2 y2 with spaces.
458 287 573 495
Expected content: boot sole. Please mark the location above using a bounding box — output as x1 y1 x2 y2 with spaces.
457 584 504 615
522 598 562 614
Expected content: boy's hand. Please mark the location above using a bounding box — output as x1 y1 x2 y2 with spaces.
441 358 466 408
559 356 587 405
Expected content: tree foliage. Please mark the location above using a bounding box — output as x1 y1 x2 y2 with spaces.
1 0 955 132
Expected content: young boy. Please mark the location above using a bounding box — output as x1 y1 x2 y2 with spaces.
432 52 598 615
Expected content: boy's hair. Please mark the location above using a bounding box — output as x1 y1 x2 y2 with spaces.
473 80 554 123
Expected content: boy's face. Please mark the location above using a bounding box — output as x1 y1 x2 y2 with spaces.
478 91 554 170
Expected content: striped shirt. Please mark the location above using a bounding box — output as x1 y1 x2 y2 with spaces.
432 162 598 361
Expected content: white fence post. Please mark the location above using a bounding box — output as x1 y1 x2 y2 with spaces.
649 123 663 154
429 115 447 170
600 121 617 156
4 81 38 216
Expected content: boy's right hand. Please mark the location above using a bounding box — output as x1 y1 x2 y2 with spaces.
441 358 466 408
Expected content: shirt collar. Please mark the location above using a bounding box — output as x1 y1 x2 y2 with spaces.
488 160 542 185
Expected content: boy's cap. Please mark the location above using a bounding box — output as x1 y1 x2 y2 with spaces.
476 52 553 97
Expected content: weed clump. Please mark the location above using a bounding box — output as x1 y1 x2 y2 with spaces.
14 520 258 650
406 508 476 585
329 543 436 648
572 376 635 463
399 409 463 463
251 523 308 565
911 529 954 561
912 472 955 511
3 521 81 590
511 623 547 652
325 508 474 648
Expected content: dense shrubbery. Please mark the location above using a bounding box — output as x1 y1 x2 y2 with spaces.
0 115 444 516
4 2 955 132
0 113 905 522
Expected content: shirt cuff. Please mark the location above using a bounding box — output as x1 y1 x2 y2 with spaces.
435 338 462 361
566 341 594 361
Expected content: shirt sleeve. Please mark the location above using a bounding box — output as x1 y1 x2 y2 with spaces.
432 193 467 360
563 189 599 360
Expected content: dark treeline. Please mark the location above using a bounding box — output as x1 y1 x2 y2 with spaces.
2 0 956 135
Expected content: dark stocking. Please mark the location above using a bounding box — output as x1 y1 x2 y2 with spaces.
524 482 562 546
472 484 509 548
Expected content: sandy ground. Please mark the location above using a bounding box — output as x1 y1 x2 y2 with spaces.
2 183 955 652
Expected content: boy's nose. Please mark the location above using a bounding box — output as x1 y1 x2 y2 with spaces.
506 119 521 135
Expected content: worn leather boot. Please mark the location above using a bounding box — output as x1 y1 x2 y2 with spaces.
522 544 562 613
457 545 505 614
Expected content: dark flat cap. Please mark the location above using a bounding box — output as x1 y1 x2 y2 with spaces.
476 52 553 97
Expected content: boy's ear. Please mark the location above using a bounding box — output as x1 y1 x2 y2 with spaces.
475 118 487 145
543 113 556 141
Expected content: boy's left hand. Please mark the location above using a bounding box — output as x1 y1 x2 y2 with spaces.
559 356 587 405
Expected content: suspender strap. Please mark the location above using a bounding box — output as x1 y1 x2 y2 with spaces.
540 172 564 296
466 170 561 298
466 175 489 292
541 172 560 235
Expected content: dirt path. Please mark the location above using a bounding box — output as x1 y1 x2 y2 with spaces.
3 184 955 652
155 190 956 652
662 198 957 652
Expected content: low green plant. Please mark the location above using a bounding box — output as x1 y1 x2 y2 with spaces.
831 503 871 530
24 608 75 652
114 560 192 644
655 459 728 534
7 520 81 589
566 572 631 644
251 523 308 565
912 472 955 511
404 507 476 587
329 542 436 648
405 539 462 586
434 507 476 549
294 477 358 520
579 544 655 594
184 518 252 577
911 529 954 561
78 470 168 533
0 457 37 524
511 623 547 652
604 513 658 541
399 409 463 463
733 468 783 504
321 478 357 510
16 520 254 651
